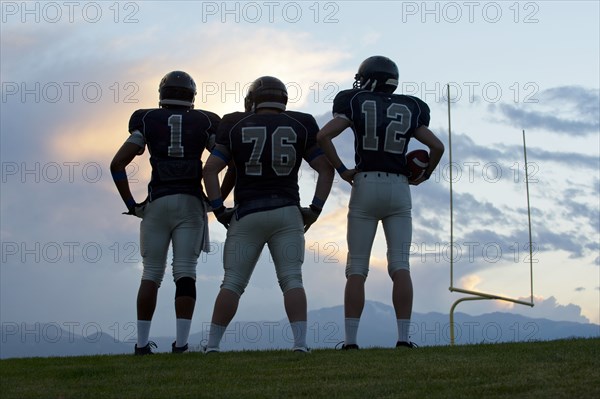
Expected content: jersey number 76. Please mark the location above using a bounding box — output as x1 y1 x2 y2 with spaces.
242 126 297 176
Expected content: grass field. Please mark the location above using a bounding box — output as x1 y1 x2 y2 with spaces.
1 338 599 398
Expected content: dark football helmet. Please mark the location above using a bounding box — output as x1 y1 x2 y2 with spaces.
244 76 288 112
353 56 399 93
158 71 196 108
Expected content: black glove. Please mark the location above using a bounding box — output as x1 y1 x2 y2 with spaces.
123 198 148 218
300 204 322 232
213 206 235 229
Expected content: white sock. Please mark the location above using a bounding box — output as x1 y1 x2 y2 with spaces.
137 320 152 347
290 321 307 349
344 318 360 345
397 319 411 343
207 323 227 349
176 318 192 348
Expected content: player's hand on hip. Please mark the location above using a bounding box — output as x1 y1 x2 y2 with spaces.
340 169 358 185
213 206 235 229
300 205 322 232
123 198 148 218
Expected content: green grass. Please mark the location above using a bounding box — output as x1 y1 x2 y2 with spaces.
1 338 599 398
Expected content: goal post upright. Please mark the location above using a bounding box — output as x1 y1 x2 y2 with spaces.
447 83 455 288
446 85 534 345
523 130 535 305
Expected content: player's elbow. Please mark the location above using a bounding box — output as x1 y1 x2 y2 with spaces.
430 137 445 154
110 156 126 173
316 131 326 146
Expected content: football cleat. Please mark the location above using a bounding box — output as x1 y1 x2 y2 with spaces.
171 341 189 354
353 55 399 93
335 341 359 350
396 341 418 348
158 70 197 108
244 76 288 112
134 341 157 355
203 346 220 354
292 346 311 353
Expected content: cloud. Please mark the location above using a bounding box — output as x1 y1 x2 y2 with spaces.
460 274 482 291
490 86 600 136
511 296 591 324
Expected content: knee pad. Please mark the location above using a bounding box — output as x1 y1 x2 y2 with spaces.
220 280 246 297
278 273 304 293
175 277 196 300
346 251 371 278
388 261 410 277
345 261 369 278
141 266 165 287
172 258 198 283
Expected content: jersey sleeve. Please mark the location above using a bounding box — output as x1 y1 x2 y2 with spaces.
204 111 222 151
215 112 245 148
414 97 431 127
127 109 147 154
128 109 147 134
332 89 356 121
126 130 146 148
300 114 322 162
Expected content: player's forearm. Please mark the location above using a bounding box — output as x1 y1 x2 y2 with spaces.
312 164 334 208
426 145 444 177
317 118 351 174
110 160 135 208
203 157 227 206
219 164 236 200
317 136 344 174
114 180 136 209
204 171 222 202
424 136 445 177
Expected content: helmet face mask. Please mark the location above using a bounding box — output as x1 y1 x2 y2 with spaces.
159 71 197 108
244 76 288 112
353 56 399 94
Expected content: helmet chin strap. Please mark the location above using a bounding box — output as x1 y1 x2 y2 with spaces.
359 78 377 91
370 79 377 92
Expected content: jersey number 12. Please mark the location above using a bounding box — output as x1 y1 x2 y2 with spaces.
361 100 412 154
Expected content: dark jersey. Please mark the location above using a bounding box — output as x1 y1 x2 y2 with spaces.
128 107 220 201
216 111 319 215
333 89 430 175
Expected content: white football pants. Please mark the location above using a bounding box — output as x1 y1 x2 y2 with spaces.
139 194 208 285
220 205 305 296
346 172 412 278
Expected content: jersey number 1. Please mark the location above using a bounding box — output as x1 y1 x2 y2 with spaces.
168 114 184 157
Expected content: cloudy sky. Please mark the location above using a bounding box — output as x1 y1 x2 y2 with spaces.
1 1 598 343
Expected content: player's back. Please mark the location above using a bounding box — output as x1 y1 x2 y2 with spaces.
333 89 430 175
217 110 319 210
129 107 220 200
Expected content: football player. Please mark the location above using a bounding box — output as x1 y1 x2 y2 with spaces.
110 71 221 355
203 76 334 353
317 56 445 349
